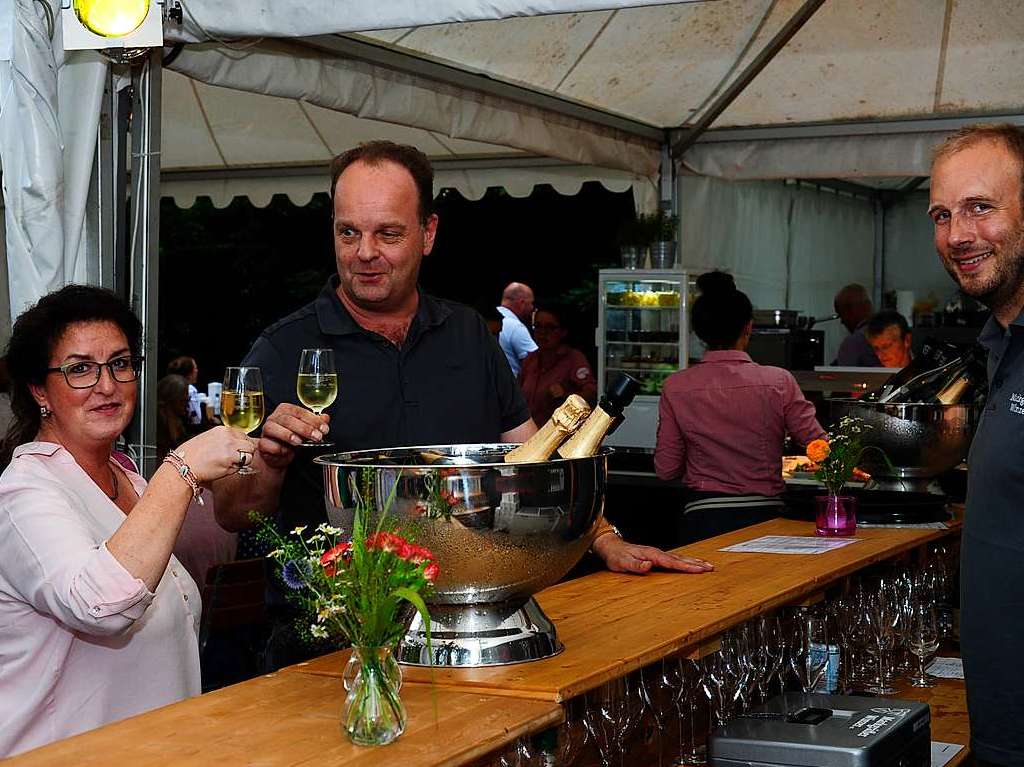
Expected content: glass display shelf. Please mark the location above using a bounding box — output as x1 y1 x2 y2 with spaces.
606 340 679 345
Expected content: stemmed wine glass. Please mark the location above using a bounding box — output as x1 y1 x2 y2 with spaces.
906 601 940 687
756 616 784 701
678 657 707 766
553 696 590 767
640 658 679 767
296 348 338 447
864 587 898 695
789 611 829 694
221 366 264 475
587 678 638 767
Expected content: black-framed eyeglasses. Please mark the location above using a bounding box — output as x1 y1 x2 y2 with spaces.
46 356 144 389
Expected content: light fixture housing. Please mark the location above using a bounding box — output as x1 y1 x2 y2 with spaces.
61 0 164 52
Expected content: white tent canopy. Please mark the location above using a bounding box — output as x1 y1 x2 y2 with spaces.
5 0 1024 318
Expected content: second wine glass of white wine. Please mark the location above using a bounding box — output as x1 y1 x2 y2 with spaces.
221 366 264 475
296 348 337 447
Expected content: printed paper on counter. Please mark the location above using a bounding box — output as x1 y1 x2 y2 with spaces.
931 741 963 767
719 535 861 555
926 657 964 679
857 522 949 530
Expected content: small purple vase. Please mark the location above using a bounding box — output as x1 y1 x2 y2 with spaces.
815 495 857 537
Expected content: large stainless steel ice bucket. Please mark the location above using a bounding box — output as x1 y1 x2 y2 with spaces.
315 444 609 667
828 399 980 491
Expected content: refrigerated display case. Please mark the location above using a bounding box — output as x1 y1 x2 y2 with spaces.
597 269 696 450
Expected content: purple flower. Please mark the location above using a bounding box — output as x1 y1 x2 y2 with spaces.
282 559 311 590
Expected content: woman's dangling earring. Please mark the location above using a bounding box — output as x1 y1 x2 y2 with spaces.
40 405 51 418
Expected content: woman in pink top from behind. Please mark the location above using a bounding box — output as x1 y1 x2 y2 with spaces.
0 286 254 757
655 272 825 543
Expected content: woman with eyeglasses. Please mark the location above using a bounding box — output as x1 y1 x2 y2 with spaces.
519 304 598 426
0 285 253 757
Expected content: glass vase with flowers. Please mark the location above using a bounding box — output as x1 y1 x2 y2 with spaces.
806 416 887 537
257 471 436 746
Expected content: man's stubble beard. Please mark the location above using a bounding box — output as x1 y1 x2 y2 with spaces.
942 220 1024 315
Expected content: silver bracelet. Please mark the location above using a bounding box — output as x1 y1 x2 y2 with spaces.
163 450 204 506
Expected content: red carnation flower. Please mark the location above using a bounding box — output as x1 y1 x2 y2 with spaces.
424 562 440 582
320 542 351 577
367 532 406 554
406 545 433 564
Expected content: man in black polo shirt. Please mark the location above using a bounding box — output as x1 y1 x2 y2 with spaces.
213 141 713 572
928 124 1024 767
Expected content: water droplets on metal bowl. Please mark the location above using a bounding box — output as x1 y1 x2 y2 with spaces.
314 444 610 667
827 399 980 492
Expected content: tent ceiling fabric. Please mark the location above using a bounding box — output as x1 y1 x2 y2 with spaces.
681 130 953 180
168 0 702 44
345 0 1022 130
168 0 1024 186
161 67 658 210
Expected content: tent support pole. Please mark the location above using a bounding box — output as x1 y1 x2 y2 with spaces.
670 0 826 158
873 198 885 307
659 141 680 265
126 51 163 478
96 69 131 295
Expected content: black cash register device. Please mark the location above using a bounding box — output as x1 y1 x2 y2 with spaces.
708 693 931 767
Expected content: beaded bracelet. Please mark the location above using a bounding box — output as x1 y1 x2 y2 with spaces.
163 450 204 506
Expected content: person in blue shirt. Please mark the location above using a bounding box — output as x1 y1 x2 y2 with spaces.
497 282 537 375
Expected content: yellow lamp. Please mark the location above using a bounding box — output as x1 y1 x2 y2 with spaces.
72 0 150 38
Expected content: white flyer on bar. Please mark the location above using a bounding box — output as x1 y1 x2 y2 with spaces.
719 536 861 555
931 741 963 767
926 657 965 679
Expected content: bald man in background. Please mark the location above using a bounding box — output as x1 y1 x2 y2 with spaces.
497 282 538 375
831 284 882 366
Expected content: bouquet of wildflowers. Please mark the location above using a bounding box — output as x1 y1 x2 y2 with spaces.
256 475 437 650
806 415 888 496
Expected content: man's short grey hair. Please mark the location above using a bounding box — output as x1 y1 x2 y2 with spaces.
931 123 1024 205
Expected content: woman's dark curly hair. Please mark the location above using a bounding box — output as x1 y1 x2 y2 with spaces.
691 271 753 350
0 285 142 469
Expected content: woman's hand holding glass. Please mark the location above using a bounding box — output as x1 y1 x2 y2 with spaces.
171 426 258 483
221 367 264 474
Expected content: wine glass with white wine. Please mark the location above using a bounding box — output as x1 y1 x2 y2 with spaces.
221 366 264 474
296 348 337 447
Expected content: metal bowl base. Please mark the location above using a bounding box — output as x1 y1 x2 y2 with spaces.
396 598 563 667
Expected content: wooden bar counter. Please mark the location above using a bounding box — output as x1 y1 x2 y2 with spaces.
6 518 965 766
4 672 563 767
299 519 958 702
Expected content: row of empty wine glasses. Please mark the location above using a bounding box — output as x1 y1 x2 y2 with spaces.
833 552 949 693
481 542 955 766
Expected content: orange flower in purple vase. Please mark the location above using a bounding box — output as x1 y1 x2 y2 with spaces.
806 438 831 464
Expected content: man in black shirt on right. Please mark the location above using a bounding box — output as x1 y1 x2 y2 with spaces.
928 123 1024 767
